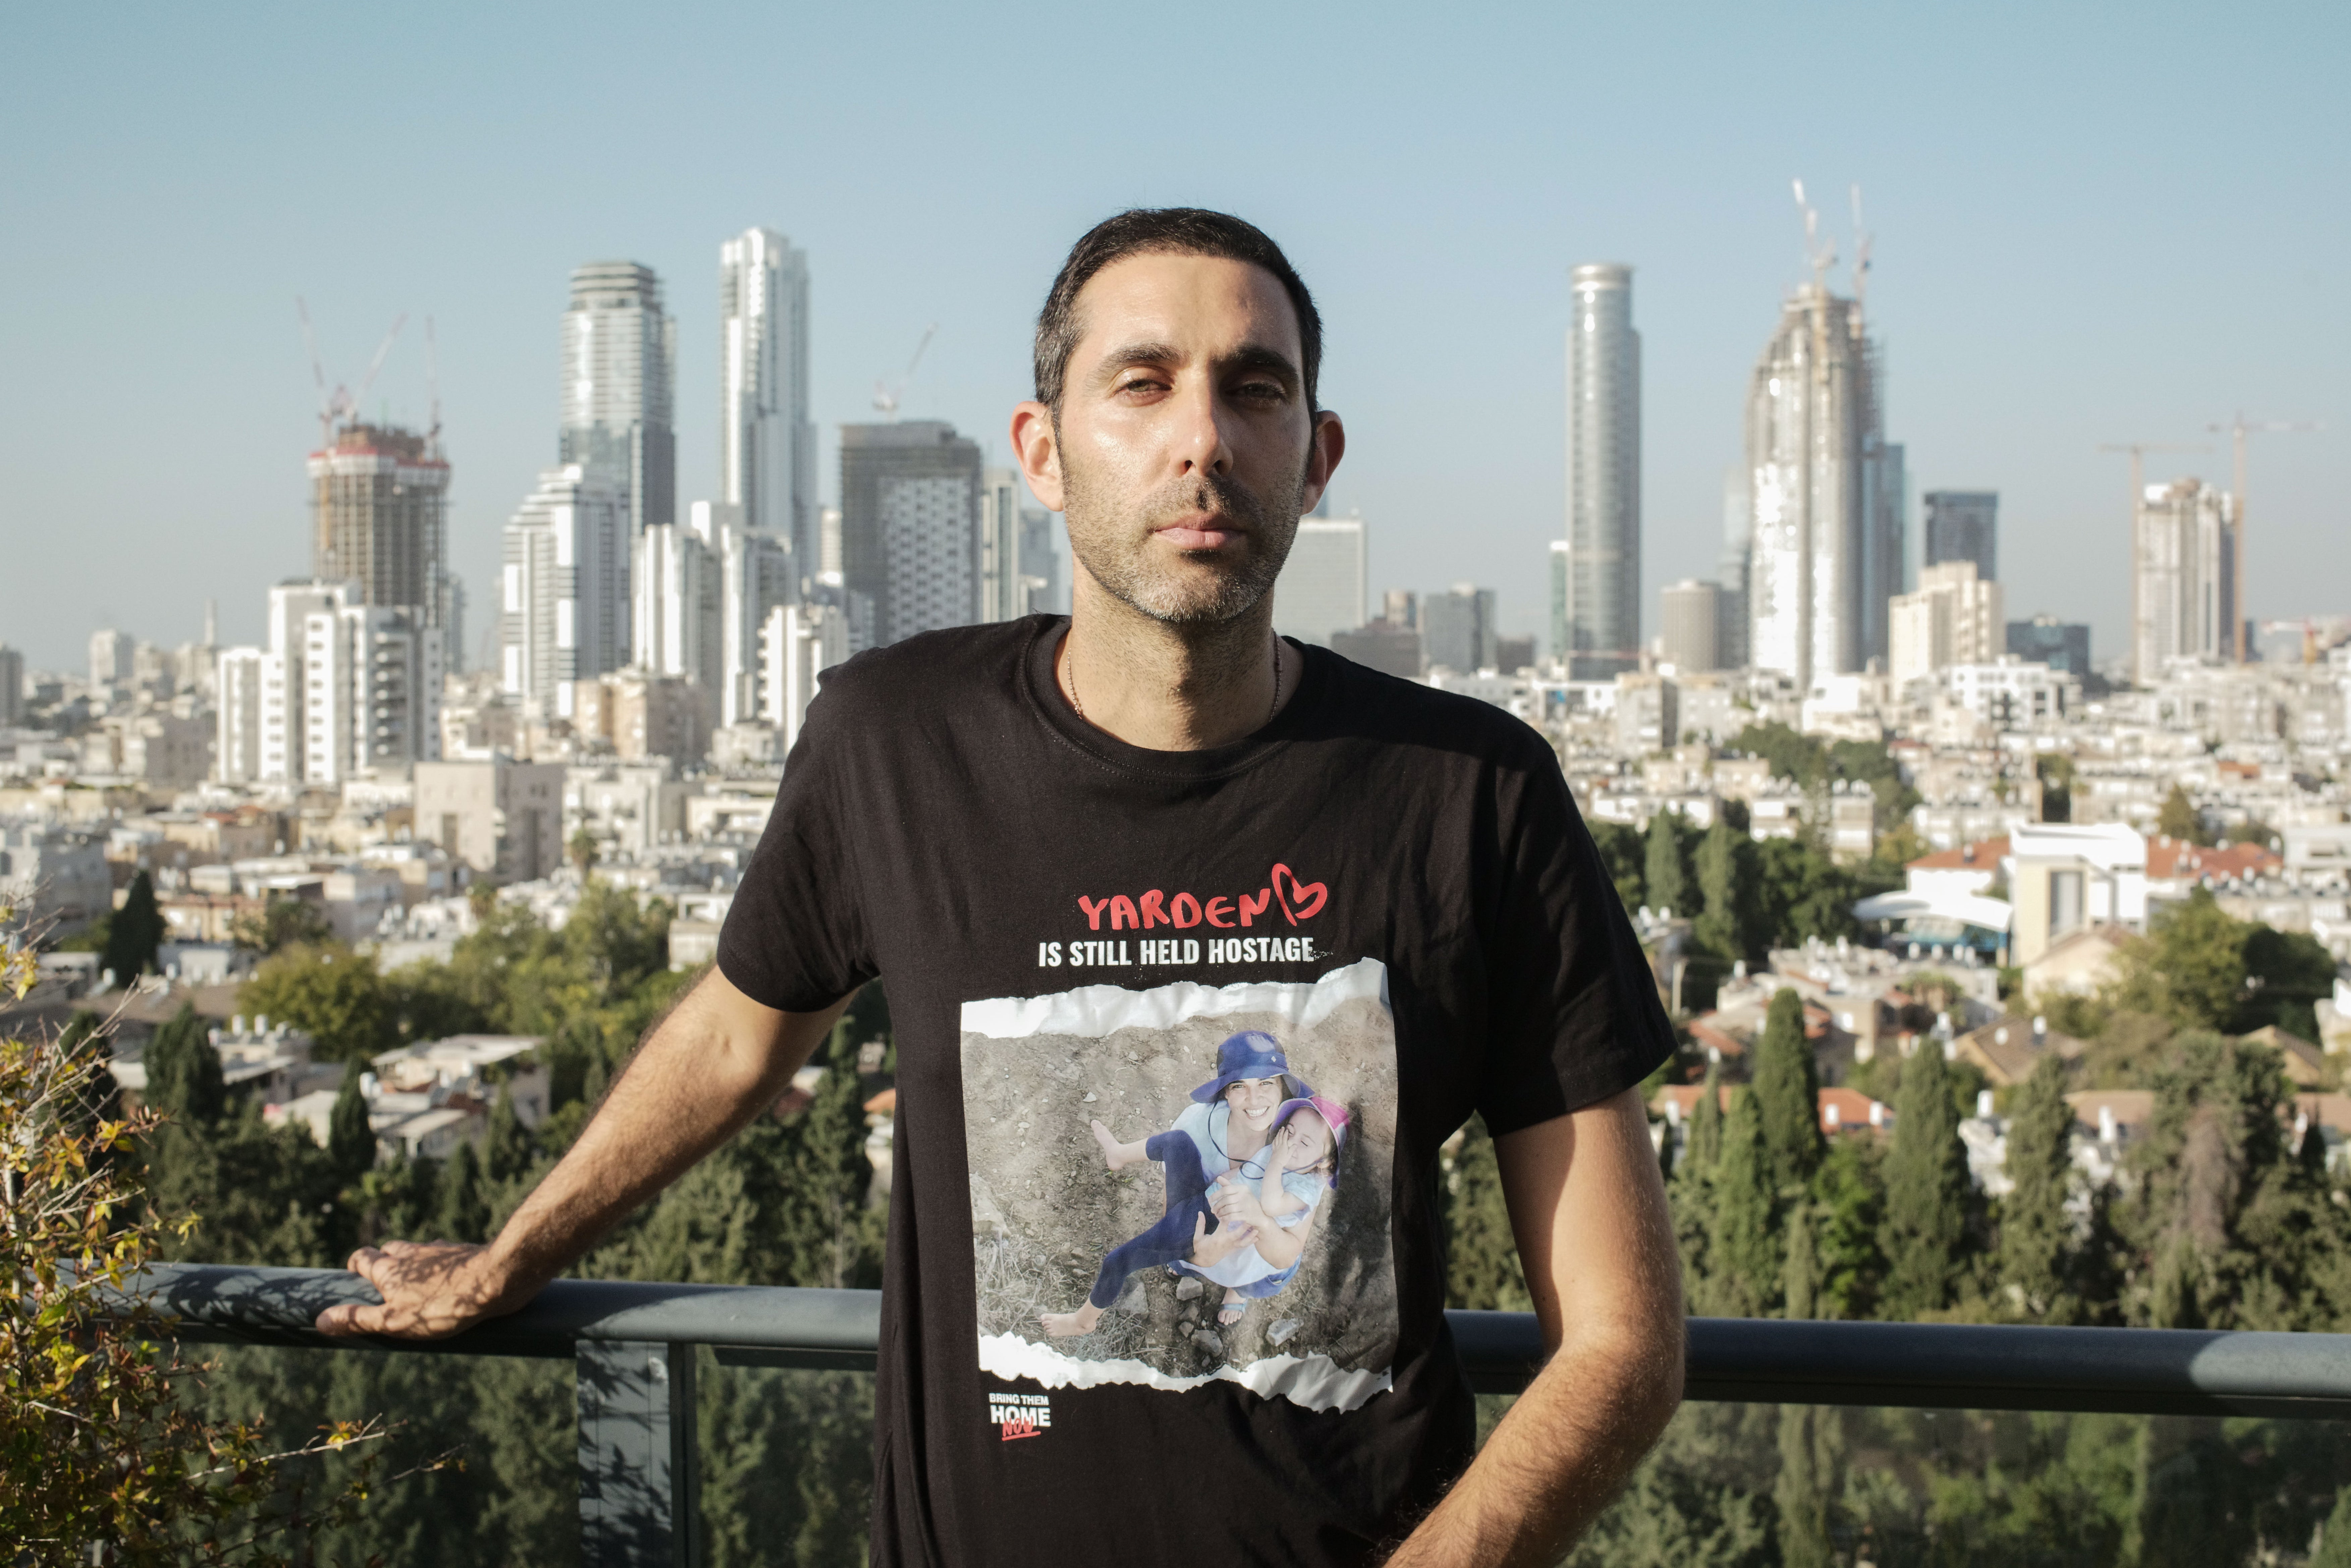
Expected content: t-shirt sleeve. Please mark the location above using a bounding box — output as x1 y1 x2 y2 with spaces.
1474 741 1675 1135
714 677 877 1012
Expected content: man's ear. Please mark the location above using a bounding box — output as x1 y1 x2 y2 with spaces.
1011 400 1066 513
1298 409 1347 516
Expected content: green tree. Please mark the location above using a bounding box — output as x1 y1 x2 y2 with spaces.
2109 889 2249 1031
1730 721 1828 788
1750 989 1823 1192
2156 783 2210 845
1753 838 1862 949
1590 821 1646 917
2240 924 2340 1043
2036 752 2076 823
483 1083 536 1185
103 868 166 985
1669 1070 1725 1294
1691 814 1761 965
143 1002 224 1127
328 1059 375 1184
1999 1055 2079 1320
1704 1091 1781 1316
1644 809 1694 918
434 1141 490 1245
1879 1043 1970 1317
1445 1115 1531 1310
1811 1136 1885 1320
230 896 334 955
568 828 600 877
239 942 393 1063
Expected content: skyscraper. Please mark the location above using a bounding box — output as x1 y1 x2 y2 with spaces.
561 261 676 535
692 500 795 727
840 421 982 648
978 467 1029 624
500 466 630 718
310 422 451 651
1422 584 1497 674
1018 508 1061 614
0 645 23 727
1659 580 1722 673
2132 478 2236 680
1923 491 1997 582
719 228 815 568
1275 512 1367 646
89 629 132 692
1715 467 1751 670
1560 264 1641 679
1742 281 1900 687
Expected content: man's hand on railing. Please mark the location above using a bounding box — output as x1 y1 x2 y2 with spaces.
317 1240 528 1339
317 970 852 1342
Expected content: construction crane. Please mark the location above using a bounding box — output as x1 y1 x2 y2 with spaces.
872 324 938 419
295 298 408 446
2205 412 2320 662
1791 180 1836 292
425 316 442 458
2099 440 2210 684
1849 184 1873 320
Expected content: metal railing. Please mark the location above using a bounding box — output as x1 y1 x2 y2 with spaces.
120 1264 2351 1567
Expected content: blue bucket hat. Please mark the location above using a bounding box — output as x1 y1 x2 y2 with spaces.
1190 1030 1300 1103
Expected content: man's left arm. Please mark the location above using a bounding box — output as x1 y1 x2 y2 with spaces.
1386 1087 1684 1567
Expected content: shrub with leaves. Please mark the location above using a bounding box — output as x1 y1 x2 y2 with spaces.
0 908 421 1562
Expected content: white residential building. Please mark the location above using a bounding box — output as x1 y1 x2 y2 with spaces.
501 466 630 720
759 601 850 751
691 499 794 727
632 520 721 714
1889 560 2004 684
1276 512 1368 647
214 580 441 785
1944 659 2074 728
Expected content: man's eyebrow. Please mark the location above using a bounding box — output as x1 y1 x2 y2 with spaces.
1086 340 1301 390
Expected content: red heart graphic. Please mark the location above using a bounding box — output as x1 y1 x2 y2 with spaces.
1270 863 1328 923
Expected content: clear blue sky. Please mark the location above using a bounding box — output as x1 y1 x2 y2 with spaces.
4 0 2344 671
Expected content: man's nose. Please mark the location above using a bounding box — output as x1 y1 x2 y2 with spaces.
1170 376 1233 477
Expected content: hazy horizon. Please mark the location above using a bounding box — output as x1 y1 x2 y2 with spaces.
4 1 2344 671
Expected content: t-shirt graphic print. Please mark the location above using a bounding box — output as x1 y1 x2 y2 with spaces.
962 957 1398 1412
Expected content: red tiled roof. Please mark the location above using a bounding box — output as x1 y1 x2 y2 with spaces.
1818 1087 1892 1134
1906 836 2011 872
864 1087 898 1116
2146 836 2281 882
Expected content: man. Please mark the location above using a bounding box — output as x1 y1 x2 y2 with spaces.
323 208 1684 1565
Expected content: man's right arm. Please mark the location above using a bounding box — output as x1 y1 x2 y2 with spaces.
316 965 850 1339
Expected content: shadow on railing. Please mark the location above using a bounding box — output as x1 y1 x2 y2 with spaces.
110 1263 2351 1567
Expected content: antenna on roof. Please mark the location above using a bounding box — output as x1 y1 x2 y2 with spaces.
1849 184 1873 319
425 316 442 457
1792 179 1835 292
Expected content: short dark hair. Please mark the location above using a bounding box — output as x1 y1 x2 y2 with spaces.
1032 208 1323 413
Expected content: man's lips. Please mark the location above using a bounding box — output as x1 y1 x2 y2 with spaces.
1153 517 1242 550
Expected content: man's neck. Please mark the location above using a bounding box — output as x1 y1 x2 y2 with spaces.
1057 573 1293 751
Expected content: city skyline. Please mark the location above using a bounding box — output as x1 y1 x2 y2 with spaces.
4 4 2344 670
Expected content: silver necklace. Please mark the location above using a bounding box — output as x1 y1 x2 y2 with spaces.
1065 634 1283 727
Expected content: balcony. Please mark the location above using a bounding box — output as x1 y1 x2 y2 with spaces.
122 1263 2351 1567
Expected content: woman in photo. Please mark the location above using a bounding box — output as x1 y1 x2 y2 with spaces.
1039 1031 1344 1338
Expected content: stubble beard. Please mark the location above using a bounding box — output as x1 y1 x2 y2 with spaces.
1061 445 1303 628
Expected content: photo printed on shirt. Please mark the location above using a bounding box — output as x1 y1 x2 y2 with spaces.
960 958 1401 1412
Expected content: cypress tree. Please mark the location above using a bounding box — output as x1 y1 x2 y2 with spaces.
1692 814 1758 963
1752 989 1823 1192
1706 1090 1782 1316
144 1003 224 1126
1999 1054 2078 1319
1880 1043 1970 1317
483 1084 535 1184
328 1060 376 1184
103 869 166 986
1644 810 1690 918
1445 1116 1531 1311
434 1141 489 1244
1669 1069 1726 1293
1782 1203 1819 1320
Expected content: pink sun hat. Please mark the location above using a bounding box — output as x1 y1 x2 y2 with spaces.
1269 1094 1349 1186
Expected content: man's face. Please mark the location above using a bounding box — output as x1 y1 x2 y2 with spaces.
1033 252 1332 626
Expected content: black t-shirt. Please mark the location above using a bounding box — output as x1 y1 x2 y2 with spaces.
718 615 1672 1568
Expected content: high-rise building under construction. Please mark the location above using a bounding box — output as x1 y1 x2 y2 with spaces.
561 261 676 535
309 421 451 656
1738 282 1903 687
